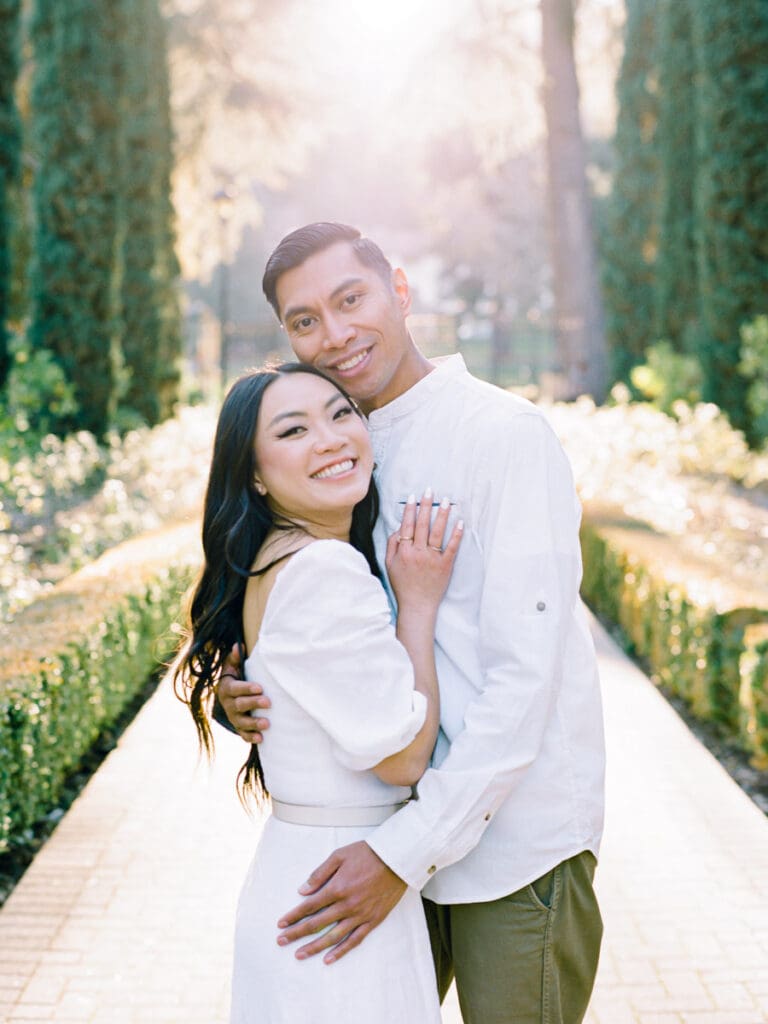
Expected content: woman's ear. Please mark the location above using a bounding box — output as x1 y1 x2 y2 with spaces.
254 478 267 496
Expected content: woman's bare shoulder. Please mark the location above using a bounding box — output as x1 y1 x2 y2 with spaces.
250 527 314 574
243 530 315 650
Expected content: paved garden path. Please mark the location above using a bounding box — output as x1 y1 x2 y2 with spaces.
1 614 767 1023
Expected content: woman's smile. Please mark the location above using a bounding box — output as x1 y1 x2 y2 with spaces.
310 457 358 480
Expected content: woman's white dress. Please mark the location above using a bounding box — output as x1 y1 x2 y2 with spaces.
229 539 441 1024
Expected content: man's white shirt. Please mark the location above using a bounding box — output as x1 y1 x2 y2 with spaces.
365 354 605 904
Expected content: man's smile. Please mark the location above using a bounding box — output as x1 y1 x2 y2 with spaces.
328 347 373 375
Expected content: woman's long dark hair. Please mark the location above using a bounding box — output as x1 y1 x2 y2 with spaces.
173 362 380 803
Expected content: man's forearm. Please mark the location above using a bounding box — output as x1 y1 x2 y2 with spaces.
366 593 572 888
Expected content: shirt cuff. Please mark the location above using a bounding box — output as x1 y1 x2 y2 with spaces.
365 780 495 890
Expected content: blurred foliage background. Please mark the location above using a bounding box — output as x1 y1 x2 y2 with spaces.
0 0 767 617
1 0 766 444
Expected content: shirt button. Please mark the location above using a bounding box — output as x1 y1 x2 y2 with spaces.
427 865 437 875
536 600 546 611
484 813 491 821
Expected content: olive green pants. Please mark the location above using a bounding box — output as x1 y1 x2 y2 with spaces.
423 851 602 1024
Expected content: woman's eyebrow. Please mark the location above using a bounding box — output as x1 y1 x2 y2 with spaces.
266 394 345 429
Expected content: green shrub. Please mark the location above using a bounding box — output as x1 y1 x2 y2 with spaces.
0 333 79 450
0 520 200 851
629 340 703 414
580 514 768 756
739 315 768 443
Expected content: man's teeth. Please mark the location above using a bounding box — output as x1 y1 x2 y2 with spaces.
312 460 354 480
336 351 367 371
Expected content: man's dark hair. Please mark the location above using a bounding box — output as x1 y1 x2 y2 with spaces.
262 222 393 320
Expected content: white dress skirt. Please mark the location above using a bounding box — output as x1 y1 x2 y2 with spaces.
229 540 442 1024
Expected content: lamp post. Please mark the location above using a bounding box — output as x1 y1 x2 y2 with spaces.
213 186 236 392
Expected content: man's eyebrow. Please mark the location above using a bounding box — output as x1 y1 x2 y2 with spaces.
266 392 345 429
282 277 365 323
329 277 365 301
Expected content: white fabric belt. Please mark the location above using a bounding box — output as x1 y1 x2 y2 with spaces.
270 799 408 827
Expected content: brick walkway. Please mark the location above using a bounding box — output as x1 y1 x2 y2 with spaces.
1 616 767 1023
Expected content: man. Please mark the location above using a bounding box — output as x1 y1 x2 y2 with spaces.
218 222 605 1024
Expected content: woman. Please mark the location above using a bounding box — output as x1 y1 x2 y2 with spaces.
173 363 462 1023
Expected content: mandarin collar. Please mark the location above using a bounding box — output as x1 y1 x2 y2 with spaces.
366 354 468 428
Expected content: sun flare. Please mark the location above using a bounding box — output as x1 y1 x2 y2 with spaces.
293 0 474 107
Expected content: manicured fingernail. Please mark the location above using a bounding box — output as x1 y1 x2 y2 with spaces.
277 935 288 946
440 496 450 509
277 919 288 928
296 951 307 961
406 493 416 504
325 954 336 964
457 520 465 530
298 883 312 895
424 486 433 498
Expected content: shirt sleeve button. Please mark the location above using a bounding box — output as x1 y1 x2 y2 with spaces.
427 865 437 875
536 600 546 611
484 813 491 821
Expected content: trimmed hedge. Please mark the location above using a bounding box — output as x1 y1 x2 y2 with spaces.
0 521 200 852
740 624 768 771
580 512 768 768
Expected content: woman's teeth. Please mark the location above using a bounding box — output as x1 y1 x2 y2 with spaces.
312 459 354 480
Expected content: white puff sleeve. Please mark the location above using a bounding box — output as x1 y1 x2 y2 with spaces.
256 540 427 771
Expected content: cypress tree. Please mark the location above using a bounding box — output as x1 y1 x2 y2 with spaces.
654 0 699 352
153 6 182 423
120 0 181 427
29 0 126 437
601 0 660 381
0 0 21 389
691 1 768 439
